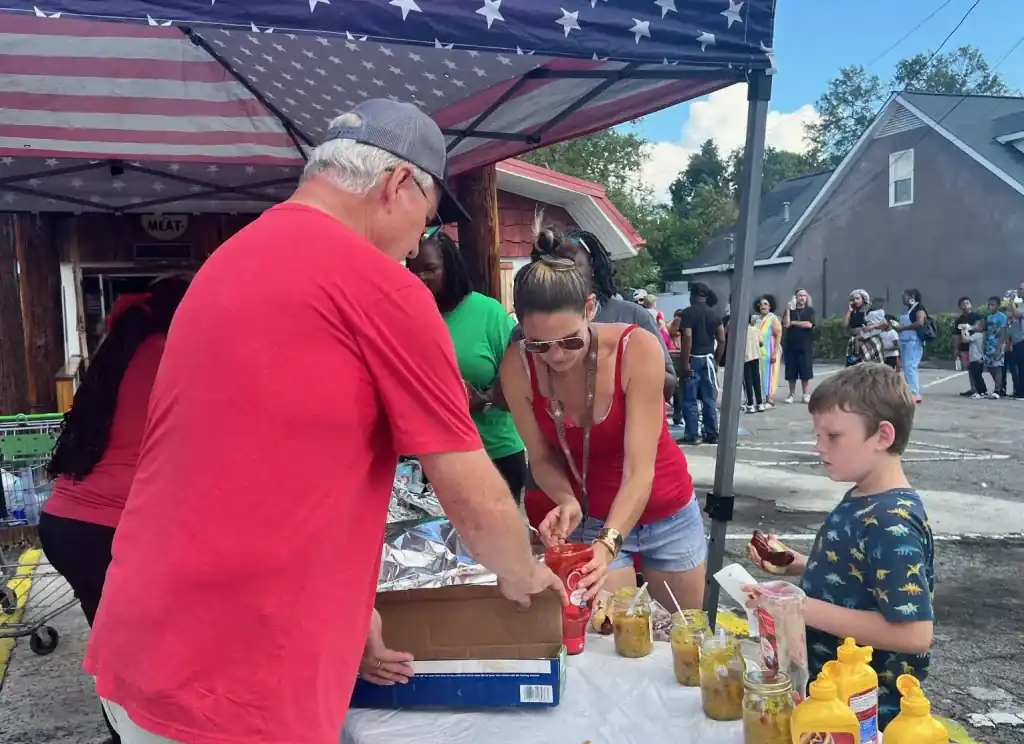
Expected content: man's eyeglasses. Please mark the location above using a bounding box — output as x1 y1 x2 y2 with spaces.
522 334 587 355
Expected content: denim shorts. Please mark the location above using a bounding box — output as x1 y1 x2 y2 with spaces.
569 495 707 573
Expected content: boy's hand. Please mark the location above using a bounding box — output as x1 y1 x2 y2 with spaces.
746 535 808 576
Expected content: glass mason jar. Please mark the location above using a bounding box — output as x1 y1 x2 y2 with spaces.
699 630 745 721
610 587 653 658
742 670 794 744
670 609 709 686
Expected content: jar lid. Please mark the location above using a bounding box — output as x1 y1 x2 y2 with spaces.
743 669 793 694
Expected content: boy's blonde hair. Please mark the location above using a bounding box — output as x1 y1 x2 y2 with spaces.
808 363 916 454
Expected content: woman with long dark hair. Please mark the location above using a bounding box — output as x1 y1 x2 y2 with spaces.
407 230 526 499
500 236 706 611
40 274 190 744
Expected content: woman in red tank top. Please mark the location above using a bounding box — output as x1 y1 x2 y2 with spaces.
500 232 708 612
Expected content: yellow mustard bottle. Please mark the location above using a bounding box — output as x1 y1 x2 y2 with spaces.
824 638 879 744
790 673 861 744
883 675 949 744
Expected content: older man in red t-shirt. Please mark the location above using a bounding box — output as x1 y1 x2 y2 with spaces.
85 99 562 744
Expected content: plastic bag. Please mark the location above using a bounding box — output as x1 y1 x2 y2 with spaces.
755 581 809 700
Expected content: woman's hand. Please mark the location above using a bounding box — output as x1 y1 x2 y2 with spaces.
359 608 415 686
465 382 491 413
538 501 583 547
579 541 612 601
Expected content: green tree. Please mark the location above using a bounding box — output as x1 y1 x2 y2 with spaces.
669 139 729 218
726 146 823 198
804 65 883 168
806 45 1011 167
893 45 1010 96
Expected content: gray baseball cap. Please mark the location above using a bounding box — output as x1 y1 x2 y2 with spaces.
323 99 470 225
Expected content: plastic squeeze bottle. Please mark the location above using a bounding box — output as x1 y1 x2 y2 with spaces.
790 673 861 744
883 674 949 743
823 638 879 744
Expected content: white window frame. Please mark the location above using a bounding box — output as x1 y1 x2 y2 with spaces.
888 149 914 207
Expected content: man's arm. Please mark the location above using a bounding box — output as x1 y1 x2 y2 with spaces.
361 284 559 604
789 307 815 329
714 318 726 367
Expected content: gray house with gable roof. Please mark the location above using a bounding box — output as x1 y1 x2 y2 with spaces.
677 91 1024 317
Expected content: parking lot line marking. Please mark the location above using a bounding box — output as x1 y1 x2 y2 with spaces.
923 371 967 388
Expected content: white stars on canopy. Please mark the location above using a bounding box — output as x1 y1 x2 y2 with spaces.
389 0 422 21
721 0 744 29
629 20 651 44
696 31 716 51
476 0 505 29
653 0 676 19
307 0 329 12
556 9 581 38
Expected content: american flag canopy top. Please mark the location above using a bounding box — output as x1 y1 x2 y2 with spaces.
0 1 778 213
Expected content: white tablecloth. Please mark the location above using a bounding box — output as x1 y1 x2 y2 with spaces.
342 636 744 744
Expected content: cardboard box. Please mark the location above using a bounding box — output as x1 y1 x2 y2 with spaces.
349 584 566 709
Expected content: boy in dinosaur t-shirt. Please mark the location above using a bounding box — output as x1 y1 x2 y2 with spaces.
748 364 934 731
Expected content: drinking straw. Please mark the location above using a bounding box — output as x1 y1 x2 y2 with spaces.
626 582 649 616
663 581 684 621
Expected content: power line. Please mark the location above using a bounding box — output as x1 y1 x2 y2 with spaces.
791 0 992 235
864 0 959 70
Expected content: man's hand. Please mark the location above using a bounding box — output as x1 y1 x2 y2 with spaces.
358 608 415 686
499 562 568 609
538 501 583 547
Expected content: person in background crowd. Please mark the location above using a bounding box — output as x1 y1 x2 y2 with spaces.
782 289 816 404
755 295 782 407
506 225 676 534
83 100 563 744
667 308 684 350
678 283 725 444
982 295 1009 399
501 253 707 611
1008 296 1024 399
742 313 764 413
40 276 191 744
896 288 927 403
842 289 871 367
881 315 901 370
407 230 527 501
953 296 984 397
964 319 989 399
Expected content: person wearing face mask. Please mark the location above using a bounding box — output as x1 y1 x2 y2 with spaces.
895 288 928 403
83 100 564 744
500 240 707 613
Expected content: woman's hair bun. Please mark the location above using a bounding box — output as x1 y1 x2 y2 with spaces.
534 227 559 255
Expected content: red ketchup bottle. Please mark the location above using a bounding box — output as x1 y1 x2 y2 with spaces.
543 543 593 655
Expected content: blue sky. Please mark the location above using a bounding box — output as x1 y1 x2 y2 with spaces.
634 0 1024 197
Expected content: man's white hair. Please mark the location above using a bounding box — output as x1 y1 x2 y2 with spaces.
301 115 433 195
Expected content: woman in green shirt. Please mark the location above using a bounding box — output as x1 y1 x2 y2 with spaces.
407 230 527 501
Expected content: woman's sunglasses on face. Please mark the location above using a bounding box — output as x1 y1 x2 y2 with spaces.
523 333 587 355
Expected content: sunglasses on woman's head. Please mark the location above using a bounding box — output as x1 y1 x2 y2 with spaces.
523 334 587 354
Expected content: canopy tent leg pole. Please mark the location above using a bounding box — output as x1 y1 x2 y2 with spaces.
703 71 772 630
0 216 30 415
456 165 502 301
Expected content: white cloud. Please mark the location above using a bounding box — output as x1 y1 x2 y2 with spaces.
640 85 820 202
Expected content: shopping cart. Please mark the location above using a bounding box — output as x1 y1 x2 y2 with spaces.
0 413 79 655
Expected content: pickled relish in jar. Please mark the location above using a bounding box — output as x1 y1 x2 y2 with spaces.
699 630 745 721
611 587 653 658
742 670 794 744
670 610 708 686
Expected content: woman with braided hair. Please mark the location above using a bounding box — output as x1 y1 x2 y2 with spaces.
407 228 527 499
39 274 190 744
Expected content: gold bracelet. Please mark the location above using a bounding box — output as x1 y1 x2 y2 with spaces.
592 536 618 558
